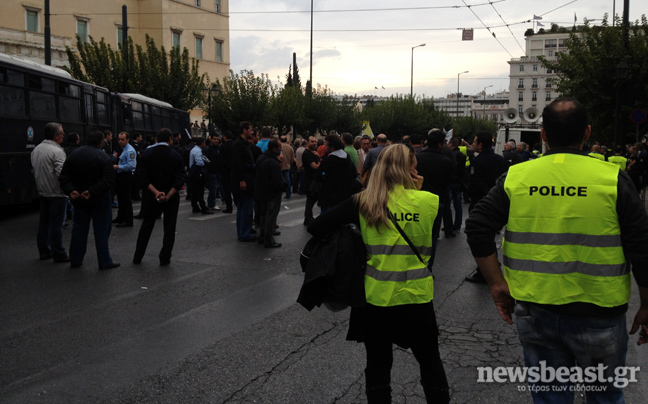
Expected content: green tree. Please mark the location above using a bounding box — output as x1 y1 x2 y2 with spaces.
66 35 205 110
451 117 498 140
211 70 276 133
540 14 648 145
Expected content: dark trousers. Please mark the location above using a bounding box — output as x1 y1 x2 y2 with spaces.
304 189 318 221
37 196 68 259
134 193 180 263
70 193 114 268
221 167 233 210
364 337 449 404
259 194 281 246
116 172 133 223
189 171 207 211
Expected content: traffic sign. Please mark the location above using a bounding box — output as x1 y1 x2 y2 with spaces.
630 109 646 124
462 29 474 41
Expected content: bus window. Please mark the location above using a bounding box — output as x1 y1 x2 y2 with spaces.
97 91 106 104
133 111 145 130
60 97 81 122
58 83 80 98
0 86 25 116
85 94 94 123
28 76 55 92
29 91 56 119
1 68 24 86
97 102 108 125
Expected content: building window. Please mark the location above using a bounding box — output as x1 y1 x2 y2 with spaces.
195 36 203 59
172 31 181 48
546 78 552 88
533 65 538 72
546 39 556 48
547 68 553 74
518 78 524 88
518 93 524 102
215 40 223 62
546 92 552 101
117 27 124 47
532 78 538 88
195 0 202 7
532 92 537 101
518 105 524 114
25 9 39 32
548 51 554 57
76 19 89 42
215 0 221 13
519 65 524 72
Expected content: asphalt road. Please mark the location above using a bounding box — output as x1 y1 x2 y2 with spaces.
1 194 646 403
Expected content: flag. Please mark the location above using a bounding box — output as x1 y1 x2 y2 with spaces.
381 86 385 90
574 13 577 23
537 21 545 27
374 86 378 90
533 14 542 20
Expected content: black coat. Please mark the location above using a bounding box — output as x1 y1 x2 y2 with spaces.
255 150 284 201
59 145 114 208
416 147 455 203
138 144 186 194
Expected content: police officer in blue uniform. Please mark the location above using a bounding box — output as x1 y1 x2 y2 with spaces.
113 131 137 227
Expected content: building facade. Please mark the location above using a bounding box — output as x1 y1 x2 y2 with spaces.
0 0 230 113
508 30 569 124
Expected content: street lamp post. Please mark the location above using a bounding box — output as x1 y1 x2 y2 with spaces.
457 71 469 117
614 61 629 147
410 43 426 98
202 83 220 138
482 85 493 119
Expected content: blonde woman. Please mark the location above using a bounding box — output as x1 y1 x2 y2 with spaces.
308 143 449 403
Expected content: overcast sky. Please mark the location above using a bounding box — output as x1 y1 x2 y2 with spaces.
229 0 644 99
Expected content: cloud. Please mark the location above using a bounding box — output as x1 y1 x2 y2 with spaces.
313 49 341 59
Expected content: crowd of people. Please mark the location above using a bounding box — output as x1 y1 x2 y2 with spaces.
30 98 648 402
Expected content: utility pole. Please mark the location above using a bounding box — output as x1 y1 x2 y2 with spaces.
122 5 128 66
44 0 51 65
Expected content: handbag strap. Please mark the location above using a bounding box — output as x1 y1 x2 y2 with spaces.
387 211 426 265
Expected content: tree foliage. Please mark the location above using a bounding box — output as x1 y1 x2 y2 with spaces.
66 35 204 110
540 14 648 145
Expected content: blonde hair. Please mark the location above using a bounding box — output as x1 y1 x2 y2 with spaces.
354 144 416 229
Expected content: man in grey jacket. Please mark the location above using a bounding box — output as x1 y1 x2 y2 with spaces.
31 122 69 262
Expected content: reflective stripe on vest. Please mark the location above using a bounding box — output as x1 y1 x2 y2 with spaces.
458 145 470 167
360 186 438 307
503 153 630 307
588 152 606 161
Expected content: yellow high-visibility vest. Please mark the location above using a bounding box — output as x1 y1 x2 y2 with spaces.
503 153 630 307
360 185 438 307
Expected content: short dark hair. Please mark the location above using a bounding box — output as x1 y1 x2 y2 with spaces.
194 137 205 146
268 139 281 152
223 130 232 140
157 128 173 143
341 132 353 146
44 122 62 140
541 98 588 148
240 121 253 134
261 127 272 138
427 130 445 148
87 131 105 147
448 137 460 148
325 134 344 150
118 131 129 139
475 131 493 149
410 133 423 146
67 132 80 144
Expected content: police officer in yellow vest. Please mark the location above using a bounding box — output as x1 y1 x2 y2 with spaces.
608 146 628 171
308 144 450 404
466 98 648 403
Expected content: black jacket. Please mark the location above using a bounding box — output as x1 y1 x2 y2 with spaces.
416 147 455 203
469 148 507 204
315 153 358 208
59 145 114 208
138 144 186 194
255 150 284 201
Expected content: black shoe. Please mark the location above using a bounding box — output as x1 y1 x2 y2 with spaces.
116 222 133 227
99 263 120 270
40 254 52 260
222 209 233 213
201 209 214 215
134 214 144 220
239 236 258 242
303 218 313 226
445 232 456 238
192 208 202 213
70 263 82 269
257 237 264 245
112 218 122 224
465 269 487 284
272 230 281 236
250 228 256 234
159 259 170 266
264 242 282 248
53 255 70 263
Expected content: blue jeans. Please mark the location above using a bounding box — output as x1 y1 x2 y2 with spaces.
448 183 463 230
69 193 114 268
37 196 68 259
515 302 628 404
282 169 292 198
206 172 221 208
236 195 254 240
